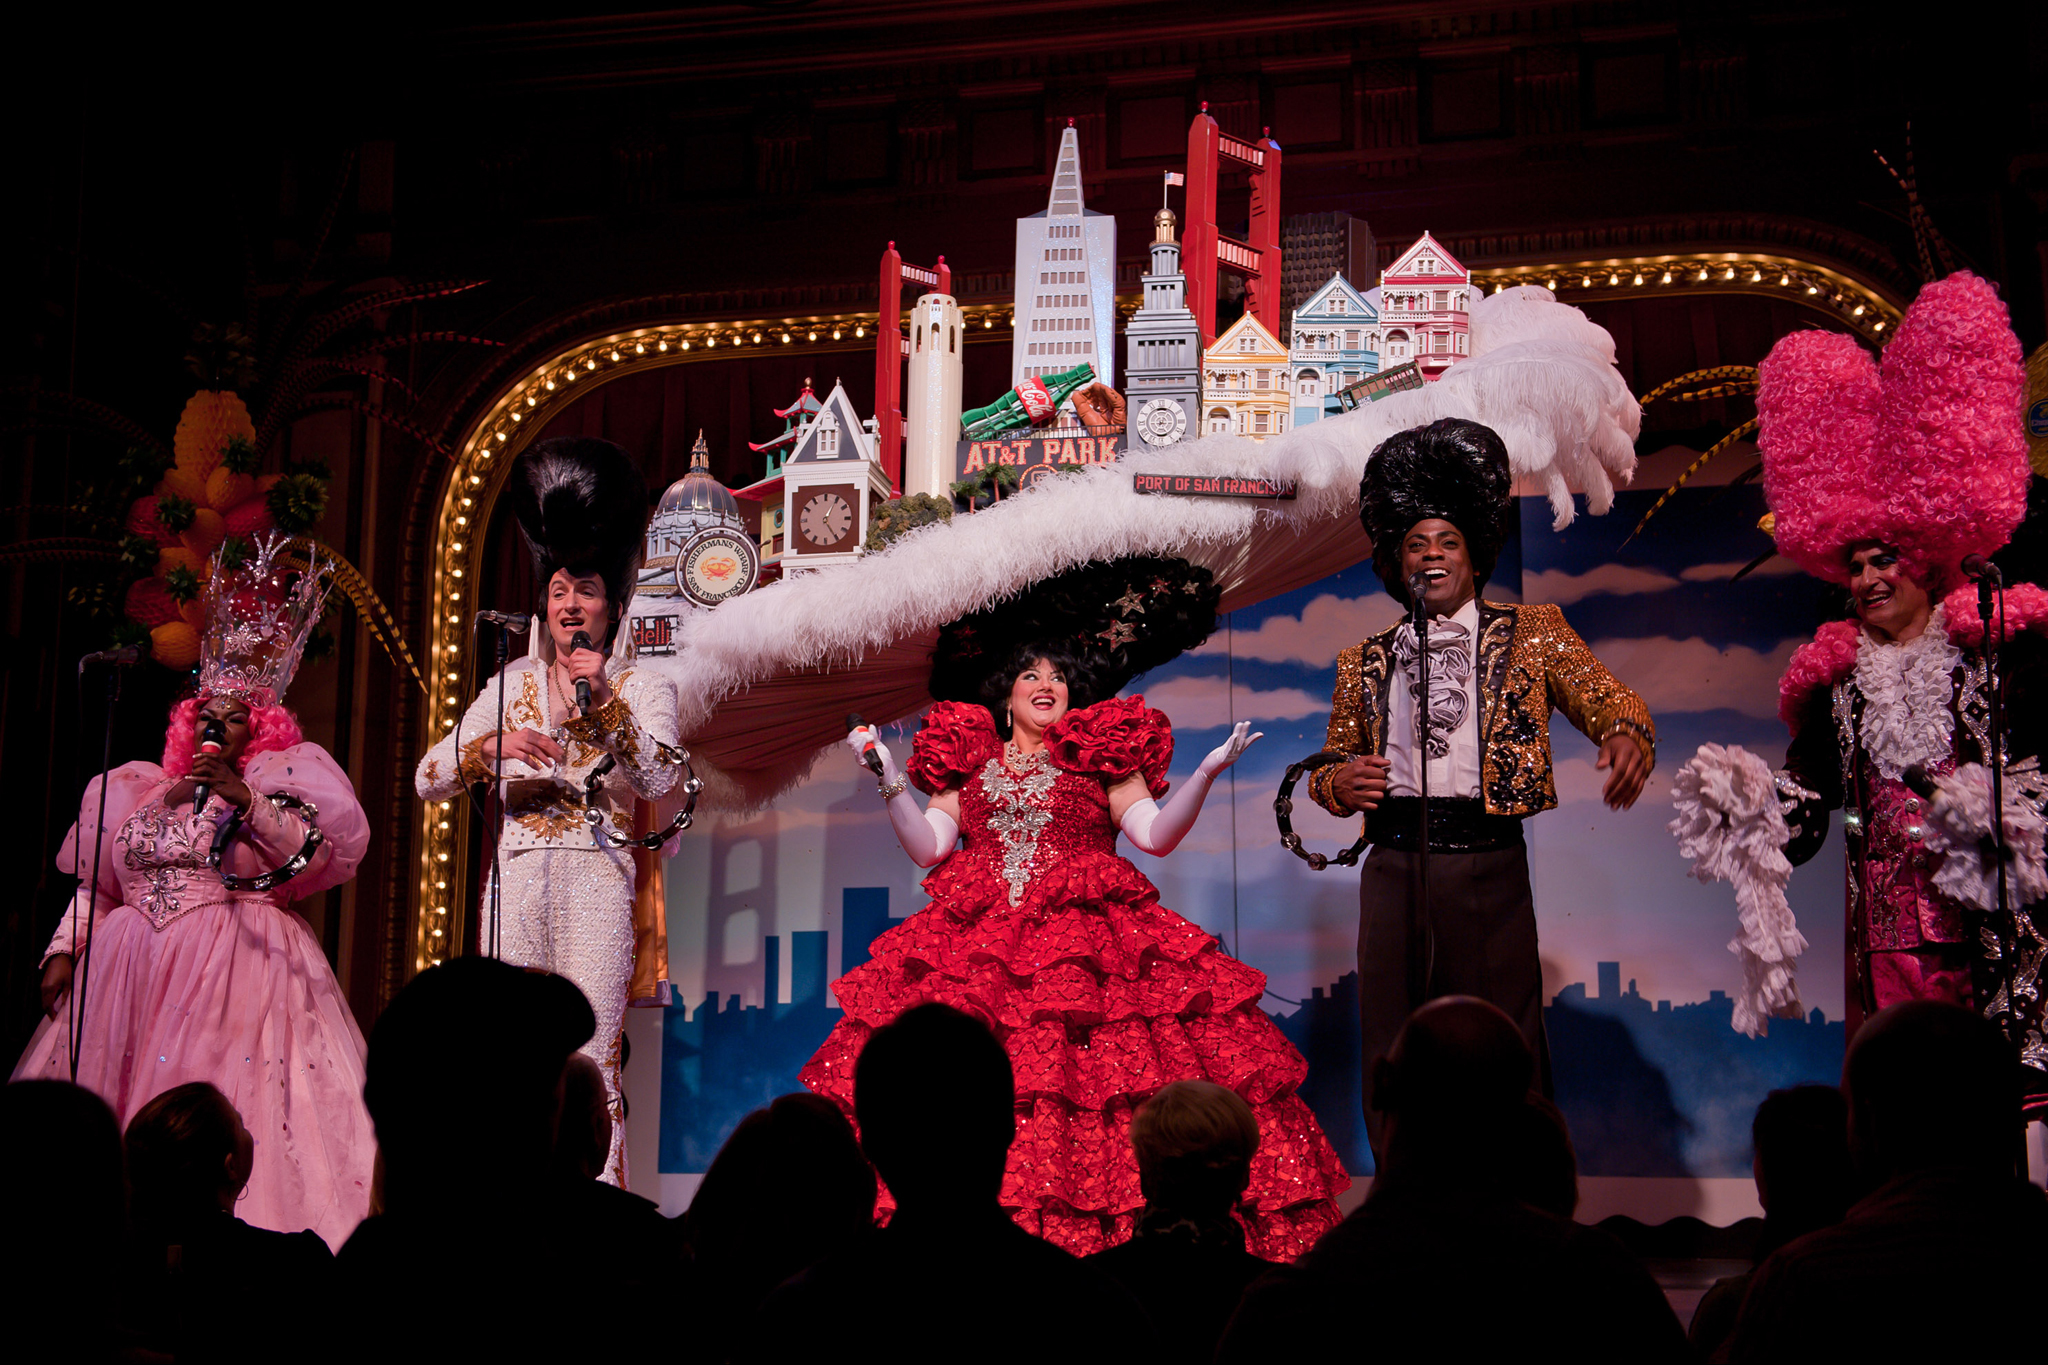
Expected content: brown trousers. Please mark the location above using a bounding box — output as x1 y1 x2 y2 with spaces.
1356 842 1552 1159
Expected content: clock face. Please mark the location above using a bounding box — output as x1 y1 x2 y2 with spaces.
798 489 857 549
1136 396 1188 447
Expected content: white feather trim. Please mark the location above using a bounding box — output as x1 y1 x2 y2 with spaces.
1921 759 2048 912
1669 743 1809 1038
654 285 1640 811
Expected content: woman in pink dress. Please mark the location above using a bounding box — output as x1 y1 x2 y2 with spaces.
16 537 373 1249
802 559 1350 1261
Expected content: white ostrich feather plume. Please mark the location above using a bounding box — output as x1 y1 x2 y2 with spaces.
649 285 1640 811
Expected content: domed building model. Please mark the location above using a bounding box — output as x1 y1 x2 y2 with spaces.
636 431 757 607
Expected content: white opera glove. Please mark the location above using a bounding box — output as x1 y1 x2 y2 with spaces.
849 726 959 869
1119 723 1262 857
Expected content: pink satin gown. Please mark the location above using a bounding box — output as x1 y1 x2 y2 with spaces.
13 745 375 1249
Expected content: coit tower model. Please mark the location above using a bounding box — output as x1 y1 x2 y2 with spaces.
902 292 964 499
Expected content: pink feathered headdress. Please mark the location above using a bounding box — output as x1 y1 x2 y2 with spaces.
1756 271 2027 598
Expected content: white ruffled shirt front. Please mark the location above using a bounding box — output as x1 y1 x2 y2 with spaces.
1852 604 1961 781
1386 597 1483 800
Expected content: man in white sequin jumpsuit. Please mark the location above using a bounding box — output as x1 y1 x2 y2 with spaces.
416 437 682 1185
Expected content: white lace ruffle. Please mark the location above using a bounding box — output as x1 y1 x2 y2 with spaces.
1921 758 2048 912
1669 743 1809 1037
1853 604 1962 781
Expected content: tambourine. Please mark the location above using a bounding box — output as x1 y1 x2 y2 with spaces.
1274 751 1369 871
208 793 325 892
579 740 704 848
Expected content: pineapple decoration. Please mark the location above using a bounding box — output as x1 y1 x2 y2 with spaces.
117 325 328 668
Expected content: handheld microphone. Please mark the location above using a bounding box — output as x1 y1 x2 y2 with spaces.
1900 764 1938 801
847 712 886 778
570 630 594 711
476 610 532 632
1961 554 2002 586
77 645 143 674
193 716 227 813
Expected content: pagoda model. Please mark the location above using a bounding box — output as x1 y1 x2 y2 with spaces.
1377 231 1472 382
748 378 823 479
961 362 1099 442
1125 194 1203 448
732 378 826 575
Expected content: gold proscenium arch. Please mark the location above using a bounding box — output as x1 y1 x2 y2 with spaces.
1469 252 1905 337
410 305 997 974
409 249 1900 977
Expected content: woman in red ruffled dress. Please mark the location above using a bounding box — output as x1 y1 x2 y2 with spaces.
801 638 1349 1260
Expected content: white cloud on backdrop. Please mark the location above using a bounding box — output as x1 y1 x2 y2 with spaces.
1589 635 1805 719
1141 675 1330 730
1195 593 1405 666
1679 557 1802 581
1521 563 1681 603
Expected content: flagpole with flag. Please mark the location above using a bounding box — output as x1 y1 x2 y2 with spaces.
1163 169 1183 209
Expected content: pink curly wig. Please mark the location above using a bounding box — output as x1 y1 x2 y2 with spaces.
161 696 304 778
1757 271 2027 599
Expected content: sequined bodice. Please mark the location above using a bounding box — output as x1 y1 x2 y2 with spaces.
114 795 274 931
957 746 1120 905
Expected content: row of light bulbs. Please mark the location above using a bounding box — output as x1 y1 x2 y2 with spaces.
1479 261 1894 332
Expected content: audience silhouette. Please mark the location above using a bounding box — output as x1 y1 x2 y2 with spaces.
18 960 2038 1365
331 956 671 1361
2 1079 126 1362
1218 996 1689 1362
556 1052 678 1270
124 1081 334 1362
1503 1093 1580 1219
753 1003 1145 1362
1689 1084 1850 1357
1084 1080 1277 1363
686 1091 875 1364
1727 1001 2046 1361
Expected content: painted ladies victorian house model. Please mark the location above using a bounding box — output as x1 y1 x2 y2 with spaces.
1201 312 1291 441
1377 231 1472 381
1288 272 1380 426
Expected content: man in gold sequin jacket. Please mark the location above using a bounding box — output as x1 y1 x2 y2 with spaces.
1307 420 1655 1158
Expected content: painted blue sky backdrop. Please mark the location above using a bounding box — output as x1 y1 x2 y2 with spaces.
646 481 1855 1179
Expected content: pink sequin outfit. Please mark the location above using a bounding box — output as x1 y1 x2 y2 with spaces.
13 746 374 1249
799 698 1349 1261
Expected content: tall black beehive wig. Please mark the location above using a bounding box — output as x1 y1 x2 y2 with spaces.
929 556 1221 724
507 437 650 636
1358 418 1514 606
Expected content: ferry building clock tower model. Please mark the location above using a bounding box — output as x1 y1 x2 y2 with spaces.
1124 206 1203 448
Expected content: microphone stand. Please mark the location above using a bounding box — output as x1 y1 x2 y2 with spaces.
489 621 511 961
1408 575 1434 1008
1976 567 2017 1036
68 657 123 1083
1972 563 2032 1178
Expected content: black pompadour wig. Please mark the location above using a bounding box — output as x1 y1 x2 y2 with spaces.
1358 418 1514 606
506 437 650 639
